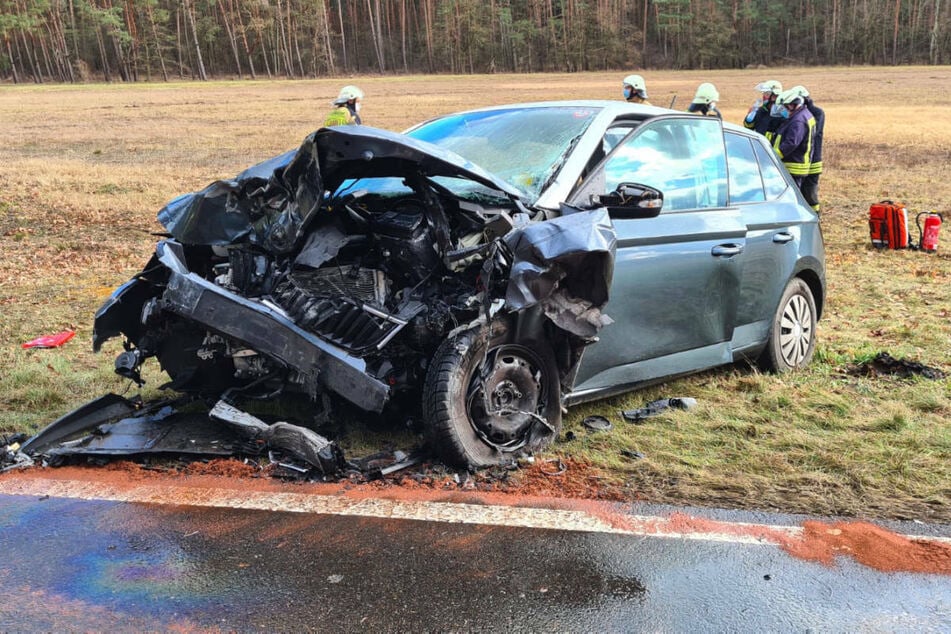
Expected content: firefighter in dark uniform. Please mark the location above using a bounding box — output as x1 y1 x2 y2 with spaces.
788 85 824 212
772 89 817 209
744 79 782 138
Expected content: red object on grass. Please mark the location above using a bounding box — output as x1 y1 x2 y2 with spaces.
22 330 76 349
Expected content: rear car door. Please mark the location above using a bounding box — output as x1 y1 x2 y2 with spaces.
567 116 747 398
723 129 818 356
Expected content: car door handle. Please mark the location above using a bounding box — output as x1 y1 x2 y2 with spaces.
773 232 794 244
711 243 744 257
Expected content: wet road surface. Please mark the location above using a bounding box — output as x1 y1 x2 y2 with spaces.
1 485 949 631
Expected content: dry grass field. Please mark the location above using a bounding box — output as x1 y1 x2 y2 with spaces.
1 67 949 521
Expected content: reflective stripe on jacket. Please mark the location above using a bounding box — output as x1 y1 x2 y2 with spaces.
805 98 824 175
323 106 354 127
772 108 815 177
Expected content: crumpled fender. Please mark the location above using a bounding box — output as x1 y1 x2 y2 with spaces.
503 206 616 338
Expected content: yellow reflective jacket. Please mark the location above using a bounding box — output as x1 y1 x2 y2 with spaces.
324 106 354 127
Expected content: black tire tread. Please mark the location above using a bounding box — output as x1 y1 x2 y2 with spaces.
422 324 561 468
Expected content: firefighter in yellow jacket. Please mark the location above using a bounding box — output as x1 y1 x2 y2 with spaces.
324 85 364 127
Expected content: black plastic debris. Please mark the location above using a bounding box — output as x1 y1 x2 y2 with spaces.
209 400 344 475
622 397 697 423
582 415 613 432
1 433 33 472
11 393 345 476
350 449 424 480
845 352 946 380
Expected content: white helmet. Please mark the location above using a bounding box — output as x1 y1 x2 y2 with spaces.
334 85 364 105
622 74 648 98
776 88 804 107
754 80 782 95
692 82 719 105
622 75 647 92
788 84 810 98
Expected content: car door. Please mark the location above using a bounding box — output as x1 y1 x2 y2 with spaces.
567 116 747 399
723 130 817 356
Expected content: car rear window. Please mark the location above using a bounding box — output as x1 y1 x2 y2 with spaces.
725 132 766 203
752 138 789 199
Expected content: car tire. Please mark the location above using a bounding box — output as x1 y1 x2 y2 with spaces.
423 321 562 468
759 277 817 372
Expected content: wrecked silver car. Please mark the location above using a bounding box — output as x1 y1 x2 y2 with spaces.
83 101 825 469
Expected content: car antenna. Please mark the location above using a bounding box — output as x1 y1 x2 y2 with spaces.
669 95 677 109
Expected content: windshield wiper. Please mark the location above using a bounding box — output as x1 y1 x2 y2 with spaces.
537 131 586 194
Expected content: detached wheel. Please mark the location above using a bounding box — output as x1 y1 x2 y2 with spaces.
759 278 817 372
423 322 562 468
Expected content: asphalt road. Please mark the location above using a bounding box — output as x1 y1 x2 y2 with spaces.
0 481 949 631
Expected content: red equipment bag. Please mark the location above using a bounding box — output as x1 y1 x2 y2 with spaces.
869 200 909 249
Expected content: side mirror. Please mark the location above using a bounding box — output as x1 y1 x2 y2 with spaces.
594 182 663 218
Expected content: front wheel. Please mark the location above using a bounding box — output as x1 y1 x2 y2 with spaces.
758 277 817 372
423 322 562 468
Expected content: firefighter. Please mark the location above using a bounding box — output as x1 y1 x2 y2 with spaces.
324 85 364 127
622 74 650 105
687 83 721 118
788 85 824 212
772 88 817 208
744 79 782 137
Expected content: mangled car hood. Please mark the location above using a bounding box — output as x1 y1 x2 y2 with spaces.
157 125 528 250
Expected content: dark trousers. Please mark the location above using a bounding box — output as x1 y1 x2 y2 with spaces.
800 174 821 211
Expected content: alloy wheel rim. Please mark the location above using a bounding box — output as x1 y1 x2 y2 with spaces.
778 294 813 367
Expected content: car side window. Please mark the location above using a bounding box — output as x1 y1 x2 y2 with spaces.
600 117 727 212
724 132 765 203
602 125 637 154
751 138 789 199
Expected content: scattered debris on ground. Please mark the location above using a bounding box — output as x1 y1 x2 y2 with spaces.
21 330 76 349
620 449 645 460
582 415 613 432
621 397 697 423
844 352 946 380
1 394 629 500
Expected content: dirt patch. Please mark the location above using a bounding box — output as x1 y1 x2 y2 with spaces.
179 458 262 478
784 520 951 575
844 352 946 380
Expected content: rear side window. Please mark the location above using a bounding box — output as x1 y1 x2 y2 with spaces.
599 117 728 212
752 139 789 199
725 133 765 203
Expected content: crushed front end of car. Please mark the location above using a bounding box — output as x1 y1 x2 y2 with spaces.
85 125 615 468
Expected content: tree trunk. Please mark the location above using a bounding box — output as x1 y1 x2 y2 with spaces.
319 0 335 74
931 0 941 64
337 0 348 70
232 0 257 78
183 0 207 80
5 39 20 83
366 0 386 72
147 3 169 81
217 0 243 78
